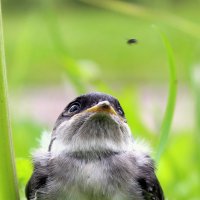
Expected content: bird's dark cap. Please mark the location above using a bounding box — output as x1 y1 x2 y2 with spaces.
53 92 126 130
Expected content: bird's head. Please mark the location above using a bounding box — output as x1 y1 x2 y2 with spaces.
50 92 133 156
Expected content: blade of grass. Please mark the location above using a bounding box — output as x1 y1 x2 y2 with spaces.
0 1 19 199
190 66 200 182
155 28 178 162
80 0 200 39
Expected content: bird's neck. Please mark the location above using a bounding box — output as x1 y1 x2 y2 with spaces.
65 150 121 161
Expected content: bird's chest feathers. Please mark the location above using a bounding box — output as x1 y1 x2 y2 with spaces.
71 160 107 188
48 156 129 200
52 158 108 191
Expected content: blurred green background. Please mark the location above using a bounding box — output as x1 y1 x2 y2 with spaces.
1 0 200 199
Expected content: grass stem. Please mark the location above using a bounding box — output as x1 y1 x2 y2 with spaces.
80 0 200 39
0 1 19 199
155 29 178 162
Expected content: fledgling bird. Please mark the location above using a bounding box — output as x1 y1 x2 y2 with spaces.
26 92 164 200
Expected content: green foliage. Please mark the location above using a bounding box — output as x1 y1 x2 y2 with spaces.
16 158 32 200
13 120 44 158
3 4 198 87
157 133 200 199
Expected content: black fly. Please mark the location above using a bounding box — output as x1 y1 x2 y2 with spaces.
127 38 137 44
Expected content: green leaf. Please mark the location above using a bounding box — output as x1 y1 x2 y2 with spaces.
155 28 178 162
0 1 19 199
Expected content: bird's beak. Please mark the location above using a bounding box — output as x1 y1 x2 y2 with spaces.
85 101 117 115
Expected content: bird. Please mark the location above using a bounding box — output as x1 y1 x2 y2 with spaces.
26 92 164 200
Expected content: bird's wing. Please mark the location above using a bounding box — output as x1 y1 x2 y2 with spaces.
136 165 164 200
25 168 48 200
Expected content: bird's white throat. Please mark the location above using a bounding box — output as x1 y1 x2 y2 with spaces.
50 113 133 158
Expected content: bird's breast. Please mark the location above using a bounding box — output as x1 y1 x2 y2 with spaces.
40 153 144 200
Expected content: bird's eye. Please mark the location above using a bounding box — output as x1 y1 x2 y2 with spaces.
118 108 124 116
68 103 81 113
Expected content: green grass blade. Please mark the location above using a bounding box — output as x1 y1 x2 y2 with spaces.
190 66 200 180
80 0 200 39
0 1 19 199
155 29 178 162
